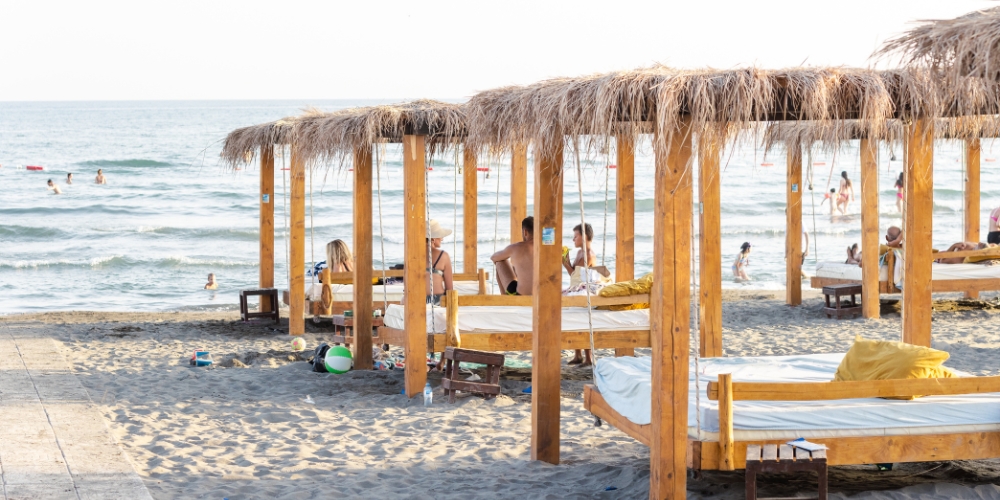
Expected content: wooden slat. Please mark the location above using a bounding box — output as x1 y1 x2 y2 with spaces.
288 146 306 335
746 444 761 462
811 448 827 461
259 145 275 312
511 145 528 243
786 145 802 306
424 329 651 352
706 374 1000 401
860 139 880 319
615 135 636 358
478 268 487 295
650 123 693 499
717 373 735 471
456 293 649 307
403 134 428 397
353 146 374 370
903 119 934 347
583 385 651 446
794 447 808 460
928 246 1000 260
778 444 795 461
762 445 778 462
464 147 478 275
698 132 722 357
531 144 563 465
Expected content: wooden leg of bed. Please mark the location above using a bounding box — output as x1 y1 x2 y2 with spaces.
614 348 634 357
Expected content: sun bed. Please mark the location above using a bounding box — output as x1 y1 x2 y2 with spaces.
377 290 652 352
584 353 1000 470
810 248 1000 294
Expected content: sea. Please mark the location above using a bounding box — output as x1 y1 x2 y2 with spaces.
3 100 999 313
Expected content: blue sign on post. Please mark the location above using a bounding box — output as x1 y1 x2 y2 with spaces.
541 227 556 245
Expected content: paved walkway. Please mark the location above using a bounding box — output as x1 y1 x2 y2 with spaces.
0 321 152 500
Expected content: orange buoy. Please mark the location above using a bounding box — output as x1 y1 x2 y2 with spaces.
26 165 44 171
986 158 997 162
608 164 617 169
813 162 826 166
760 162 774 167
476 167 489 172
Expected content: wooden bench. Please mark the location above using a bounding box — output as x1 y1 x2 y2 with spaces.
745 444 827 500
441 347 504 403
240 288 280 324
822 283 862 319
330 314 383 348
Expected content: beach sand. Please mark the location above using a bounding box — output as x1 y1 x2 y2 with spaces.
5 290 1000 499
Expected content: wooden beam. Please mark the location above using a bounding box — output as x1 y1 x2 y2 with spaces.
706 374 1000 401
965 138 981 299
615 135 636 357
786 146 803 306
353 146 374 370
903 119 934 347
463 147 478 275
650 123 693 499
259 145 275 312
511 145 528 243
717 374 735 471
403 135 429 396
698 133 722 357
860 139 880 319
531 143 563 465
288 146 306 335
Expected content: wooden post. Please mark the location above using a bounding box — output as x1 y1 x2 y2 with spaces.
259 145 275 312
403 135 429 396
965 138 981 299
903 119 934 347
699 133 722 357
615 135 636 357
463 147 479 275
353 146 374 370
717 373 735 471
531 143 563 465
860 139 881 319
786 145 803 306
650 122 692 499
288 146 306 335
445 290 460 348
511 145 528 243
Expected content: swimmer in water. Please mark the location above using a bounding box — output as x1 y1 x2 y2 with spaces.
204 273 218 290
47 179 62 195
95 169 107 184
66 173 73 184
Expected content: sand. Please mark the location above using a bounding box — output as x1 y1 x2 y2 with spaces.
4 290 1000 499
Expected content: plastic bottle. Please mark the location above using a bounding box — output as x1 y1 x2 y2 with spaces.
423 382 433 406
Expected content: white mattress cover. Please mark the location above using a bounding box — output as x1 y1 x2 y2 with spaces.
383 304 650 334
814 262 887 282
306 281 483 302
595 353 1000 441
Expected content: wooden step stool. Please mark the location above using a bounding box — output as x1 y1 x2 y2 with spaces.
746 444 827 500
441 347 504 403
239 288 280 324
822 283 863 319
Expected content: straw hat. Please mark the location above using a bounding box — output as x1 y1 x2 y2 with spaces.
427 219 452 239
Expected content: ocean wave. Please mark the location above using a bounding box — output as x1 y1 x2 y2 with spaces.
0 225 68 240
77 159 171 168
0 254 255 270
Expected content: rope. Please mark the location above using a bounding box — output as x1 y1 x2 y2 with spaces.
454 147 459 270
281 146 290 285
308 167 316 285
572 141 598 382
602 149 611 267
424 141 437 349
692 139 701 440
375 144 388 307
492 157 502 294
807 147 819 264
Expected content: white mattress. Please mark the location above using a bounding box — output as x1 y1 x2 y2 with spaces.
306 281 483 302
595 353 1000 441
383 304 650 334
814 262 888 281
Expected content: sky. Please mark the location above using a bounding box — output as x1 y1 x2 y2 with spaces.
0 0 992 101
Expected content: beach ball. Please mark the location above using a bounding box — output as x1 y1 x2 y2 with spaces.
324 346 353 374
291 338 307 352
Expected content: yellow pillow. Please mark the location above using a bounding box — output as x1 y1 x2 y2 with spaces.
964 255 1000 264
596 273 653 310
834 336 955 399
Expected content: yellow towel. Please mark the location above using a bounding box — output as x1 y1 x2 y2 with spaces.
834 336 955 399
596 272 653 310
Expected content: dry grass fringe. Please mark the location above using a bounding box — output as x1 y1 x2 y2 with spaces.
764 115 1000 154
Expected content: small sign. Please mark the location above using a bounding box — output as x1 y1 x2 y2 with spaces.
791 183 799 193
699 202 704 214
262 194 270 203
541 227 556 245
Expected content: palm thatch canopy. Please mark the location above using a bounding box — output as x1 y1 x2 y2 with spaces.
764 115 1000 153
466 65 946 157
221 99 467 169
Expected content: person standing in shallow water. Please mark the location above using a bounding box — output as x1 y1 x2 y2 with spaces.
732 242 751 282
837 171 855 215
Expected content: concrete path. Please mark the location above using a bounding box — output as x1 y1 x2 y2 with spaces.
0 322 152 500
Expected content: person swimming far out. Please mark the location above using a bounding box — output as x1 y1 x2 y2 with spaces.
46 179 62 194
66 172 73 184
732 242 751 282
563 222 597 367
425 220 455 306
204 273 218 290
95 169 107 184
491 216 534 296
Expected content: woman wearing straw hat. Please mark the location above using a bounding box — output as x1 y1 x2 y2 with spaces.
426 220 455 306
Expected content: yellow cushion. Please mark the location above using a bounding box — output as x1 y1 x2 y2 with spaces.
879 244 890 256
834 336 955 399
964 254 1000 263
596 273 653 310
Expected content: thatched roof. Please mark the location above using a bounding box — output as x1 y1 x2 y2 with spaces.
877 8 1000 83
221 99 467 168
466 65 946 157
764 115 1000 153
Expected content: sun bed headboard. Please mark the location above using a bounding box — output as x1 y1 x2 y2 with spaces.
704 373 1000 471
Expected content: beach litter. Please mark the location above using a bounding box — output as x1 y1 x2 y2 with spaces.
189 350 212 367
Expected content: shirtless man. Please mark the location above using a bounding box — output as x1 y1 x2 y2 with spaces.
491 216 534 295
95 169 107 184
989 205 1000 244
885 226 903 248
46 179 62 195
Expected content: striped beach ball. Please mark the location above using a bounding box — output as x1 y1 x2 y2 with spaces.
324 346 353 374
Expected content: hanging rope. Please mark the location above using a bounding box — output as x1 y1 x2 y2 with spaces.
602 150 611 267
493 158 502 254
572 141 599 381
807 146 819 265
375 143 388 307
424 141 437 348
454 147 460 270
281 146 290 285
692 138 701 440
